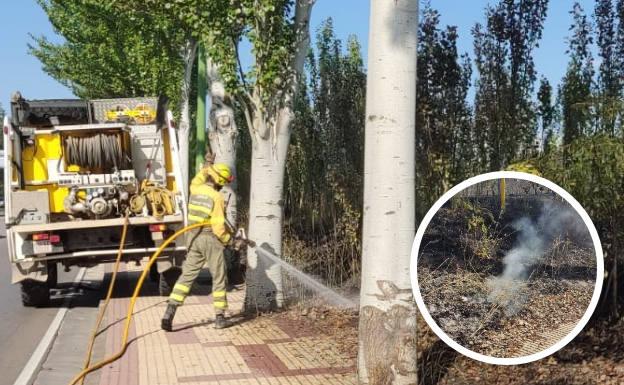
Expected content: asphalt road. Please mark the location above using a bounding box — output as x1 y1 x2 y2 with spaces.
0 222 80 385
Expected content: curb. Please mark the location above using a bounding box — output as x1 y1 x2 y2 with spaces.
12 267 87 385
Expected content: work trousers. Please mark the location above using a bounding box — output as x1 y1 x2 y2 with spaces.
168 230 228 314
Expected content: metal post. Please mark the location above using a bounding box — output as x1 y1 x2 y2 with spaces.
499 178 506 212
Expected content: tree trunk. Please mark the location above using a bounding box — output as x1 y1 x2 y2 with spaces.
196 42 208 175
207 64 238 226
178 39 198 199
243 0 314 312
357 1 418 384
245 109 292 311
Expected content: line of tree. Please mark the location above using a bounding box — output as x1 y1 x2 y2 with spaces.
30 0 624 325
413 0 624 316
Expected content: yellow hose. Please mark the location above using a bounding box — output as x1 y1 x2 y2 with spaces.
78 213 130 385
67 222 208 385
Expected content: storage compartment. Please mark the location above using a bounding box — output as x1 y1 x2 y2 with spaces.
9 191 50 224
11 95 90 127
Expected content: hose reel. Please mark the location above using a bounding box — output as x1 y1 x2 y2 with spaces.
64 132 128 171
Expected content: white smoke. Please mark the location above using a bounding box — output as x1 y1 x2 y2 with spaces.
487 203 590 314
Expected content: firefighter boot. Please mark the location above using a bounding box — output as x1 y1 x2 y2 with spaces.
214 314 233 329
161 303 178 332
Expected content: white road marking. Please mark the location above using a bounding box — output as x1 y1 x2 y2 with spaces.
12 267 87 385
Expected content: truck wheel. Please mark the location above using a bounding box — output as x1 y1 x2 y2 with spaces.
21 280 50 307
47 262 58 288
159 267 181 296
149 263 160 283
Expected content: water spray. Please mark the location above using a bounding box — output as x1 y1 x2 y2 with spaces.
255 246 357 309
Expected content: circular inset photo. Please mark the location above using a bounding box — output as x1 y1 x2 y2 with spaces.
411 171 603 365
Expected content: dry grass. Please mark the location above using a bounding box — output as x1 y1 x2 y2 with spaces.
418 195 596 357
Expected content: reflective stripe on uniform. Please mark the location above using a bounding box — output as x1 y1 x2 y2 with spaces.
169 292 186 303
189 193 214 204
188 203 212 216
174 283 190 294
188 214 209 224
188 207 211 219
213 290 227 309
187 192 215 224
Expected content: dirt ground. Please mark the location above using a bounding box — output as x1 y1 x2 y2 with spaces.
281 306 624 385
417 314 624 385
417 192 596 358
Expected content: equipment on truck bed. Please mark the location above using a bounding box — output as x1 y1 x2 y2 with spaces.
105 102 157 125
129 179 176 218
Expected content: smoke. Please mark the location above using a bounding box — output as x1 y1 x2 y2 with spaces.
487 202 591 315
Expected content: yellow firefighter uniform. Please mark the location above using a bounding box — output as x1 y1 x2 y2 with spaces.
167 164 233 315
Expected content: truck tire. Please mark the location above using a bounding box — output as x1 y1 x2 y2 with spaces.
21 280 50 307
149 263 160 283
159 267 181 297
47 262 58 288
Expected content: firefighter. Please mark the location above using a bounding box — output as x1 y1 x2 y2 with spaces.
161 163 238 331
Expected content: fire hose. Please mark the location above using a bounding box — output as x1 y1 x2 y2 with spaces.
64 133 125 170
78 212 130 385
129 180 176 219
68 222 255 385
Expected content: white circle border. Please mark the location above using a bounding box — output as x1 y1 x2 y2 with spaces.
410 171 604 365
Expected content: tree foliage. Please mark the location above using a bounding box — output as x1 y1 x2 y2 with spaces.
537 134 624 314
472 0 548 171
416 5 473 217
284 19 365 285
30 0 186 103
560 2 595 145
117 0 310 137
537 77 557 153
594 0 621 135
27 0 624 311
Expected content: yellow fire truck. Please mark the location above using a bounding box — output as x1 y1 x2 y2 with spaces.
4 93 188 306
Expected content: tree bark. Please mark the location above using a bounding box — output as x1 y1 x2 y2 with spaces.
245 109 291 310
196 42 208 175
178 39 198 199
244 0 314 312
207 62 238 226
358 1 418 384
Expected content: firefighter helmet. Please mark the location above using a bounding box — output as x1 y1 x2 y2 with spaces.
207 163 234 186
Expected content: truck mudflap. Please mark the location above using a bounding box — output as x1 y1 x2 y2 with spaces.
11 260 49 284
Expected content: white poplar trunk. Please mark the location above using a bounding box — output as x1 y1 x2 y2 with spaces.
244 0 314 311
178 40 198 199
357 1 418 384
245 109 291 310
207 66 238 226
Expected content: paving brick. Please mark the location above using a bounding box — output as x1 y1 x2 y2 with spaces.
89 261 356 385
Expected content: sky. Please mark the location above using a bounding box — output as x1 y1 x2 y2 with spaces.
0 0 597 112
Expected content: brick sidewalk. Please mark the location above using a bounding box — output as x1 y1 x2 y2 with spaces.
93 262 357 385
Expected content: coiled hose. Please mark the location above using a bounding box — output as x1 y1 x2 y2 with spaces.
67 222 210 385
129 180 175 218
65 133 124 170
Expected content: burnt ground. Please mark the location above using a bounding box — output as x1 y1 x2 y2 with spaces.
417 314 624 385
275 306 624 385
418 194 596 358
